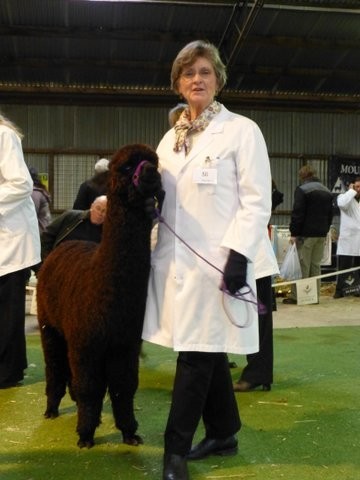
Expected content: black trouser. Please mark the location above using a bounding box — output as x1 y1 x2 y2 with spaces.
335 255 360 295
164 351 241 456
240 275 273 385
0 269 28 386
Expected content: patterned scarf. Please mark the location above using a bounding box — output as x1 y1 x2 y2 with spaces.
173 101 221 154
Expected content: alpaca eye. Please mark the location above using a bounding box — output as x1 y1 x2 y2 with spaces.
119 165 133 175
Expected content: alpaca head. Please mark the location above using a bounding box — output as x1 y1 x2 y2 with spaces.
109 144 162 208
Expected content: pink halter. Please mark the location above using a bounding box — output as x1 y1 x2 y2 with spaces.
132 160 149 187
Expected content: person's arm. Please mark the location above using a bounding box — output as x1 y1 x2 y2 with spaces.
0 128 33 216
271 186 284 211
37 192 52 232
337 186 357 210
221 120 272 292
328 197 334 230
31 188 45 217
40 212 68 261
289 187 305 237
221 121 272 263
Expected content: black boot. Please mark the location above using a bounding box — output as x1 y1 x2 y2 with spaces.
163 453 189 480
187 435 238 460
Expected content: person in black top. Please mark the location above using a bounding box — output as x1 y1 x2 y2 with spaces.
29 166 51 234
233 180 283 392
41 195 107 262
283 165 333 304
73 158 109 210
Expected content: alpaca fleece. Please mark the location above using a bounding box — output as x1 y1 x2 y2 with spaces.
36 143 162 448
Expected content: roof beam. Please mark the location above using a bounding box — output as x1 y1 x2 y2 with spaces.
0 83 359 113
219 0 265 70
0 56 171 71
1 57 358 82
1 25 358 51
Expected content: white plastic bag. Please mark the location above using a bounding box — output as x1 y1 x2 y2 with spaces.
279 243 302 280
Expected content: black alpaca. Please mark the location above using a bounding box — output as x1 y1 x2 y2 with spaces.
36 144 162 448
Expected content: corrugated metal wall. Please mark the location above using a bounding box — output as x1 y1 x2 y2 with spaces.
6 104 170 150
2 104 359 221
3 104 170 211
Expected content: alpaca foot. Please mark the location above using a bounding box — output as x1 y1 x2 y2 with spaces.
44 408 59 419
77 437 95 449
123 434 143 446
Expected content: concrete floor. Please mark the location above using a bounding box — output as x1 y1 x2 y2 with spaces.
274 292 360 329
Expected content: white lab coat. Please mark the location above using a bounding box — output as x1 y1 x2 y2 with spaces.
336 189 360 256
254 231 280 280
0 125 41 276
142 105 272 354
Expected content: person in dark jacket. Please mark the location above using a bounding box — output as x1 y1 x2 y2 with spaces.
283 165 333 304
271 179 284 212
233 180 283 392
29 167 52 234
73 158 109 210
41 195 107 262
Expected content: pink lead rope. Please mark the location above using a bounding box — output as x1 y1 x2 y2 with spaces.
132 159 266 326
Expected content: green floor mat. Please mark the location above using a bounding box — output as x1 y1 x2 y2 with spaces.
0 327 359 480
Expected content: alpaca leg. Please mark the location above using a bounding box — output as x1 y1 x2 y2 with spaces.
69 351 107 448
108 343 143 446
76 397 105 448
40 325 69 418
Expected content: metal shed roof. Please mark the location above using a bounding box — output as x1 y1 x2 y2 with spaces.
0 0 359 111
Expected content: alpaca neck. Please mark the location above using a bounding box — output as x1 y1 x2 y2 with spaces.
95 198 152 273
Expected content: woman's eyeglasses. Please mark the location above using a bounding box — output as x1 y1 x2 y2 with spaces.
181 68 214 81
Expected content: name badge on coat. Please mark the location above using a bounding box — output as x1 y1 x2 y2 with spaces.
193 156 218 185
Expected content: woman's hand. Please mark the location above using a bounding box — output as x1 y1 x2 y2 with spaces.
223 250 247 294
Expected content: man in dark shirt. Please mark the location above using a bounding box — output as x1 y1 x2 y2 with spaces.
283 166 333 304
41 195 107 262
73 158 109 210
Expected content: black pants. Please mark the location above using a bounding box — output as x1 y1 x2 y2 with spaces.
335 255 360 295
0 269 28 386
164 351 241 456
240 275 274 385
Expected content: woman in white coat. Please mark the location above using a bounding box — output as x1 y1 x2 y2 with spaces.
142 40 272 480
334 178 360 297
0 113 41 388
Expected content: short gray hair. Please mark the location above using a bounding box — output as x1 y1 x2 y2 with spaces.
170 40 227 95
94 158 109 173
